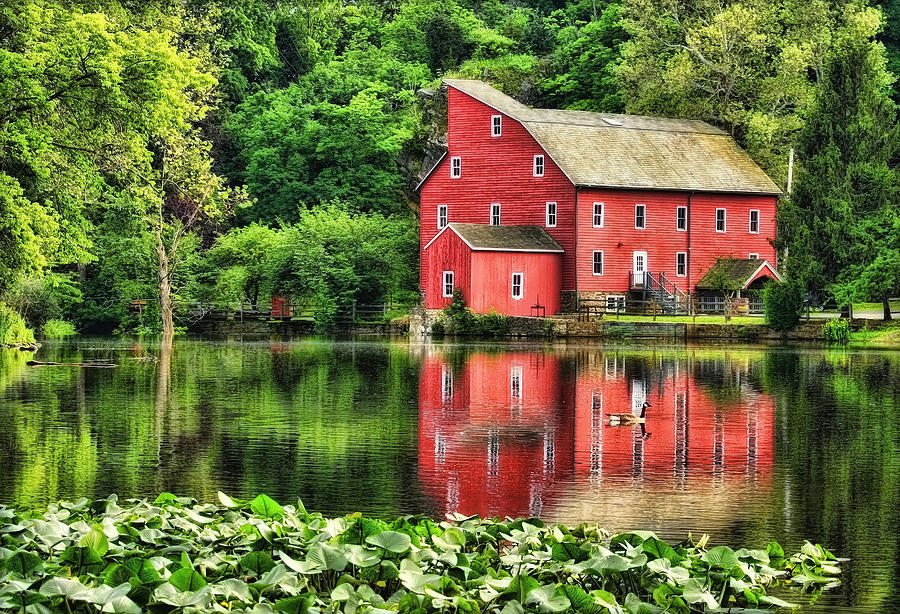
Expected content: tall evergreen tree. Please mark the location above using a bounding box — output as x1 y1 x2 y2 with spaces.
778 11 900 316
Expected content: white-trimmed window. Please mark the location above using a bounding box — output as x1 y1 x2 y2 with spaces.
635 204 646 229
450 156 461 178
749 209 760 233
441 365 453 403
592 251 604 276
545 202 557 227
510 365 522 400
490 203 501 226
749 253 759 260
716 208 726 232
606 295 626 313
442 271 454 297
676 252 687 277
533 155 544 177
676 206 687 231
593 202 604 228
511 272 523 299
491 115 502 137
437 204 448 229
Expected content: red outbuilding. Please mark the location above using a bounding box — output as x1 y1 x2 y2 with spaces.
418 80 783 314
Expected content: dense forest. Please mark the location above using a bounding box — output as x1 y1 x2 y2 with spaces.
1 0 899 336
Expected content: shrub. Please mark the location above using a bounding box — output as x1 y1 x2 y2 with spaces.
477 307 511 337
823 318 851 345
42 319 77 338
764 281 804 331
0 302 35 345
443 289 478 333
430 319 445 336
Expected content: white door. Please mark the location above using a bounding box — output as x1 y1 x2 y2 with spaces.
633 251 648 285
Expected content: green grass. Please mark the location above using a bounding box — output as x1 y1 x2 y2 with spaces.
851 301 900 312
849 321 900 347
602 314 766 325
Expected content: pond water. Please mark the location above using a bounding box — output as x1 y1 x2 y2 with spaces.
0 337 898 612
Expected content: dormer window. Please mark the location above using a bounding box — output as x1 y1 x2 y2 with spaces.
450 157 461 178
533 155 544 177
491 115 502 137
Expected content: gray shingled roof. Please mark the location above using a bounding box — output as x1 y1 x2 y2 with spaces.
443 79 781 195
440 223 564 252
696 259 780 290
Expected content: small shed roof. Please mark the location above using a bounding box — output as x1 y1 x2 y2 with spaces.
441 79 782 195
696 259 781 290
424 223 564 253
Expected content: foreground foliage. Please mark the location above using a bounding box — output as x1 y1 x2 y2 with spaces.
0 494 842 613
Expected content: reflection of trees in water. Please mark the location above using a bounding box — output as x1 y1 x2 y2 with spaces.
764 351 900 611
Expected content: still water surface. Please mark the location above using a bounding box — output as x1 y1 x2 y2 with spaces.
0 338 898 612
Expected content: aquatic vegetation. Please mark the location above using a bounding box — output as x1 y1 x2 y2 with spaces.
822 319 851 345
0 494 842 613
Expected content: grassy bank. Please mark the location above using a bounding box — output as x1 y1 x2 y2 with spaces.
0 303 34 347
0 494 842 613
850 321 900 348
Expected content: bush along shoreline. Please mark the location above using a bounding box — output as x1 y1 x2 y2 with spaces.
0 494 842 613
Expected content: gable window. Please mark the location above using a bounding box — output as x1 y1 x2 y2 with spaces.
533 155 545 177
437 204 448 230
546 202 557 227
676 206 687 231
450 157 461 178
749 253 759 260
442 271 454 297
676 252 687 277
635 204 646 229
592 251 604 276
490 203 501 226
593 202 604 228
511 272 523 300
716 208 726 232
491 115 502 137
749 209 760 233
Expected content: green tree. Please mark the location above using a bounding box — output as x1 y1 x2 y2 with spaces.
778 14 900 305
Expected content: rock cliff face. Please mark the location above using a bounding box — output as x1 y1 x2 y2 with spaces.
399 86 448 214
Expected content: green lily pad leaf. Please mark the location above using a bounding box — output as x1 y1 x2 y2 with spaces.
38 578 90 600
306 543 348 572
123 558 160 585
765 541 785 559
702 545 740 570
551 542 589 563
168 568 207 592
366 531 412 554
250 495 284 520
5 552 42 578
153 493 178 505
399 569 442 594
346 545 381 568
212 578 253 603
558 585 603 614
524 585 570 613
104 564 138 587
681 578 718 609
241 551 276 576
60 546 102 569
152 583 213 608
500 601 525 614
642 537 679 562
760 594 797 608
275 594 314 614
100 595 141 614
79 524 109 557
505 575 540 603
217 492 241 508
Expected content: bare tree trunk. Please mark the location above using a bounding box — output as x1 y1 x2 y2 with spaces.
884 296 893 321
155 228 175 340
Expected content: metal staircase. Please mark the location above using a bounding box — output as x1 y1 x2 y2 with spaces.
630 271 688 314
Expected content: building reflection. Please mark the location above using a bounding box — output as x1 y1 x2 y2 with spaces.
418 348 774 520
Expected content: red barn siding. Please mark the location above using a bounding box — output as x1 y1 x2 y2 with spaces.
469 251 562 316
420 88 577 290
576 189 778 293
423 229 472 309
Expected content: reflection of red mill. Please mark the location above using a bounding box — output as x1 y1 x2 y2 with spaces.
418 350 774 529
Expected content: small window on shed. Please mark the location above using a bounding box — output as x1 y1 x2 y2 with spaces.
606 295 625 313
442 271 454 297
511 272 523 300
450 157 461 178
491 115 502 137
593 251 604 276
676 206 687 231
635 204 646 229
490 203 501 226
749 253 759 260
533 155 545 177
437 204 448 229
716 208 726 232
